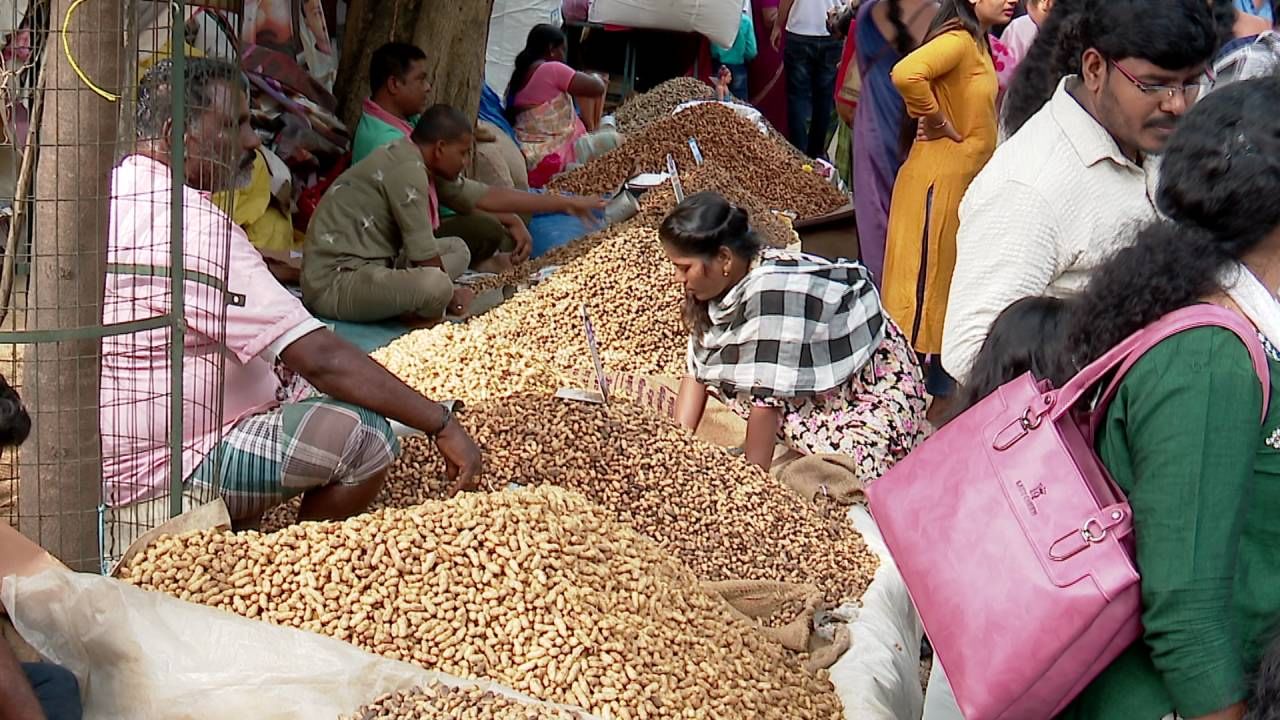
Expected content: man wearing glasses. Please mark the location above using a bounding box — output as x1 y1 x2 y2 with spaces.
937 0 1218 386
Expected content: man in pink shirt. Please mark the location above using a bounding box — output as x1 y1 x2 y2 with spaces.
102 58 482 535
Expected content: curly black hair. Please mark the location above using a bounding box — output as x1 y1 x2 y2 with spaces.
1249 629 1280 720
1002 0 1218 136
1245 396 1280 720
1002 0 1087 134
1066 74 1280 367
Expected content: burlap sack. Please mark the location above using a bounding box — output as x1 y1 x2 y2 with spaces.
703 579 853 672
778 453 867 507
472 120 529 191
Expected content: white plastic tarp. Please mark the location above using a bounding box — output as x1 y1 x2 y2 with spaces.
830 505 926 720
673 99 769 134
486 0 564 101
589 0 743 48
2 568 602 720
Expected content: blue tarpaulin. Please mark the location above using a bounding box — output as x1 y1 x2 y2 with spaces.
529 212 600 258
479 84 518 141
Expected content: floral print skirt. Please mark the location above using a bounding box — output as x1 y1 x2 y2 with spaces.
722 319 930 484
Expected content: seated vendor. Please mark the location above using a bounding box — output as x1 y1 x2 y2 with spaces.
303 104 604 325
505 24 621 185
355 42 528 274
103 59 483 532
663 192 929 478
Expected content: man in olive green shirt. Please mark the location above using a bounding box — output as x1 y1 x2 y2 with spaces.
303 105 603 324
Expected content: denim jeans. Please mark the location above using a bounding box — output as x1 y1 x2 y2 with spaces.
23 663 83 720
783 31 844 159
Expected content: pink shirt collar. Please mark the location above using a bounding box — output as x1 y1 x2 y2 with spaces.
363 97 414 135
361 98 441 228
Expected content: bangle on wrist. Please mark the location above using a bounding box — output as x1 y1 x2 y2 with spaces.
430 404 454 438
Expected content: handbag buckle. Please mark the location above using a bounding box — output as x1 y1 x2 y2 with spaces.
993 408 1047 451
1080 518 1107 544
1049 511 1125 562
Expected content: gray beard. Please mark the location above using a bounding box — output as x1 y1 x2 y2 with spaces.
229 165 255 191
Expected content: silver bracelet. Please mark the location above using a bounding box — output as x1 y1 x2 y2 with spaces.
430 404 454 438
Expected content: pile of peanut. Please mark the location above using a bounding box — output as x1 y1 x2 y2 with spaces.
613 77 716 135
344 684 587 720
370 394 878 607
463 227 607 294
550 102 847 220
636 161 798 249
473 220 689 378
372 322 562 405
123 487 843 720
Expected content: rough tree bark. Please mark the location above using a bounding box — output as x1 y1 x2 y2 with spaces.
334 0 497 132
20 0 122 571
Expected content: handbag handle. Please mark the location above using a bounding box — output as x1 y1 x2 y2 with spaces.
1048 305 1271 427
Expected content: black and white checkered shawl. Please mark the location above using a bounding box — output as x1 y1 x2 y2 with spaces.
688 249 885 399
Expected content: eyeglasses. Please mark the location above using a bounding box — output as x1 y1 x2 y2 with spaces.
1108 60 1211 102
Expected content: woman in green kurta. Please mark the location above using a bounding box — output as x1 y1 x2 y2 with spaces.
1046 76 1280 719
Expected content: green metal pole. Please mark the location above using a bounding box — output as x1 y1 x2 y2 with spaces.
168 0 187 520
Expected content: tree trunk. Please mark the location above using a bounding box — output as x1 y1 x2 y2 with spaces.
334 0 496 132
19 0 122 571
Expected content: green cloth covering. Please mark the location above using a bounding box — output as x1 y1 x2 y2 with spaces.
711 10 758 65
834 122 852 189
352 108 456 218
1058 326 1280 719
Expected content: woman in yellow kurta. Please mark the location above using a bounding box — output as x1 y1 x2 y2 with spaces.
880 0 1013 402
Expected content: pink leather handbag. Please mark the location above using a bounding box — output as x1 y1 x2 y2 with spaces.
866 305 1271 719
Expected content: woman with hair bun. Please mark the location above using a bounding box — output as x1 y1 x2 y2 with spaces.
661 191 929 477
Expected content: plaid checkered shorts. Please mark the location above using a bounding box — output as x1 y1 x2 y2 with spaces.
190 396 399 520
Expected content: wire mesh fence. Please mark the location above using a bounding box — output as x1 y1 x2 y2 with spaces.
0 0 242 572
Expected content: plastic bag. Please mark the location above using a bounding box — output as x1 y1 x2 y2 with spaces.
673 99 770 135
828 505 926 720
2 568 600 720
589 0 742 48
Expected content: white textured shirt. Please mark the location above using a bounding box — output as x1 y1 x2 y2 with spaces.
786 0 840 36
941 77 1160 382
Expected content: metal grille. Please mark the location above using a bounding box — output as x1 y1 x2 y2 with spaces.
0 0 241 572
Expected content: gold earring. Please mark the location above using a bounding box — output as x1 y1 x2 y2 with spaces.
723 266 731 277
